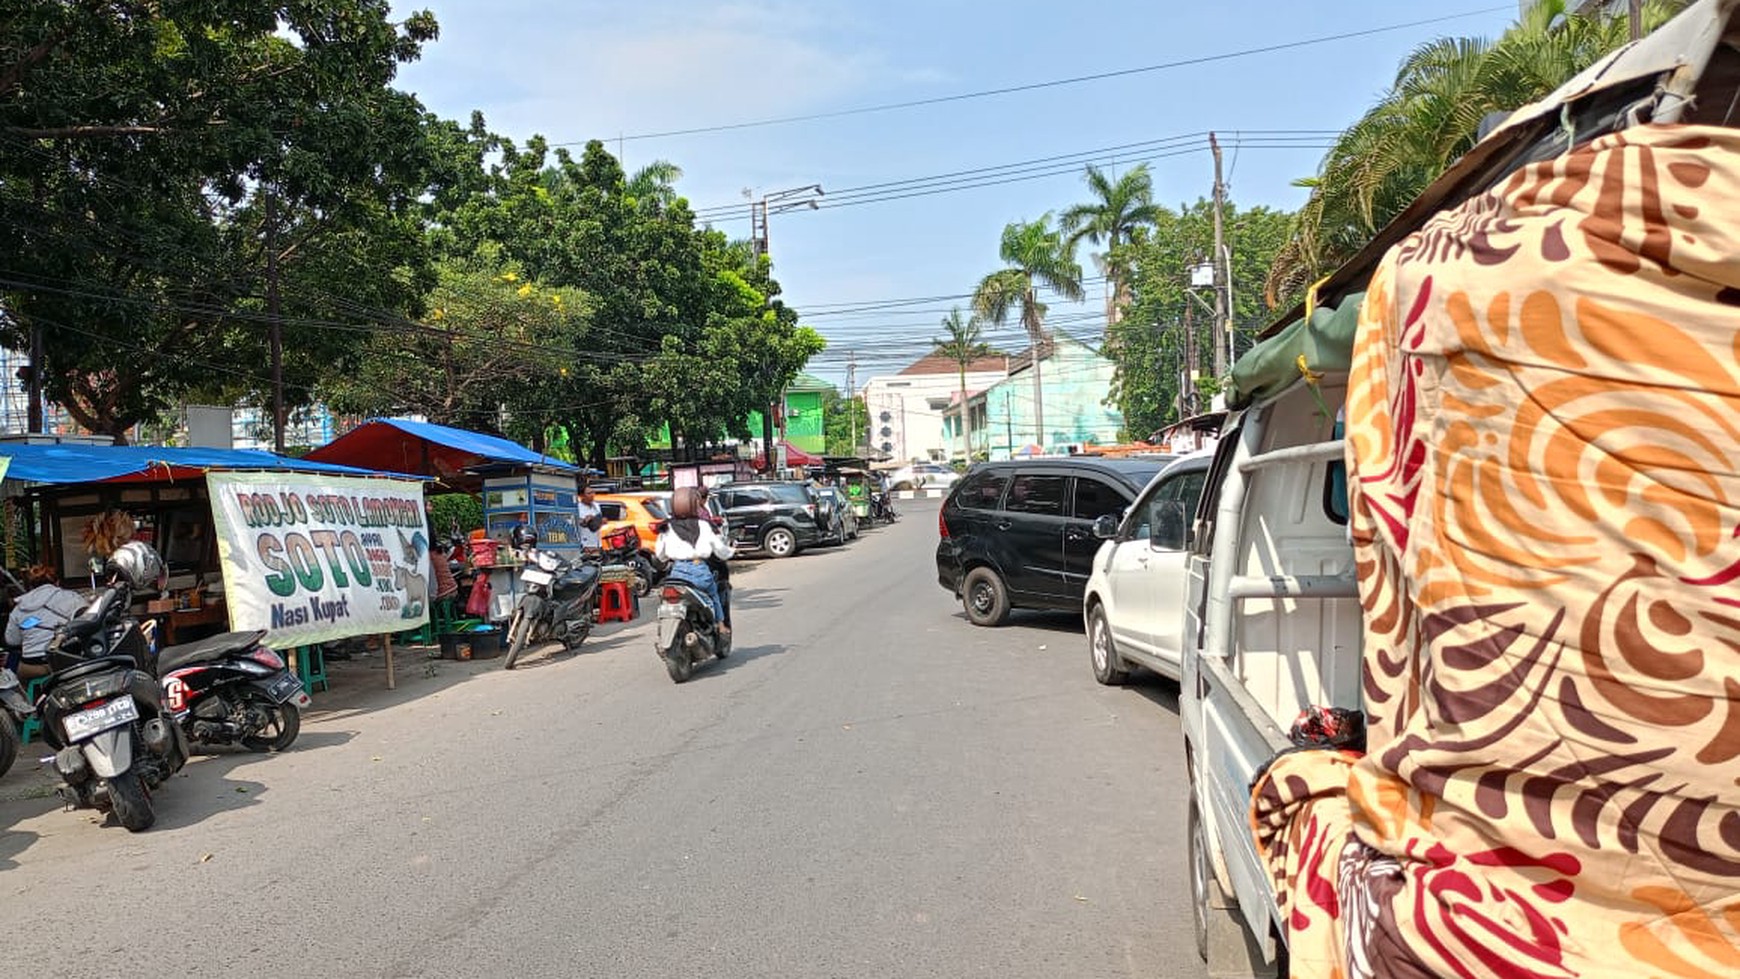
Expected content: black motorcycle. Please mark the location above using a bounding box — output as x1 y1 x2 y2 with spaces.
38 585 188 832
602 526 659 598
503 546 602 670
869 489 899 524
0 665 31 778
655 576 730 683
158 630 310 753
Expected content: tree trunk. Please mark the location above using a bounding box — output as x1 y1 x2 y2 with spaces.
1025 288 1045 450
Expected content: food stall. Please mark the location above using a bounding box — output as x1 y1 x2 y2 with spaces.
0 442 422 689
306 419 589 625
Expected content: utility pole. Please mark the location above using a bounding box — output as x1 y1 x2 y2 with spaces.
1629 0 1642 41
266 190 285 453
1210 132 1229 379
846 351 858 455
750 184 824 265
1182 300 1196 418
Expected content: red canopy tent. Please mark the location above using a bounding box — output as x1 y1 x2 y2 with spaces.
755 440 823 471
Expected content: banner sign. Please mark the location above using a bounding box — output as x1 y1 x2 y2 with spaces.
207 472 430 647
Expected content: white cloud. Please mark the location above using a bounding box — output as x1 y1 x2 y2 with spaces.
399 1 929 145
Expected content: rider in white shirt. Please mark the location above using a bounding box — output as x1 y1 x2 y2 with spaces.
655 487 734 632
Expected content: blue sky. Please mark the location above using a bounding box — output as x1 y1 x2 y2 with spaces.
390 1 1519 387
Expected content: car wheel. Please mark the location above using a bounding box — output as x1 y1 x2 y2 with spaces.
762 526 798 558
962 567 1010 627
1188 794 1211 963
1088 603 1130 685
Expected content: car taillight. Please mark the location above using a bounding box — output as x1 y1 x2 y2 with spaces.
939 508 950 539
249 648 286 671
661 587 682 603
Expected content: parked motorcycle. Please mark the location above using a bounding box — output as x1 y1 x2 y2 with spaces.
503 526 602 670
0 666 31 778
602 526 658 597
869 490 899 524
655 579 730 683
158 629 310 753
36 542 187 832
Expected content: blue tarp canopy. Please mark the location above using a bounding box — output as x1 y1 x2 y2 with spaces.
0 443 395 485
303 419 576 489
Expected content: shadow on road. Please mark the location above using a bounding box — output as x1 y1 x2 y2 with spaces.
730 586 787 612
693 642 788 679
0 824 38 871
1125 673 1184 716
948 608 1084 634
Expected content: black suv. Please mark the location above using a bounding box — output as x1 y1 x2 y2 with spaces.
715 481 823 558
936 457 1173 625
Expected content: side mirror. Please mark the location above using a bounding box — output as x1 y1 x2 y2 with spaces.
1092 514 1119 540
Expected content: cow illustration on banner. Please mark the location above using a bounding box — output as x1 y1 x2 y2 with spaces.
206 472 431 647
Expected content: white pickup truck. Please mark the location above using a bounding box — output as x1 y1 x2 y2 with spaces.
1171 3 1740 975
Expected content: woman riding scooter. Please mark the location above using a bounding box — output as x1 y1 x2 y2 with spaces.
655 487 733 634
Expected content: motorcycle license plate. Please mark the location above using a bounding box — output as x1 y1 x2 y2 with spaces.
521 568 554 586
63 697 139 741
267 672 304 703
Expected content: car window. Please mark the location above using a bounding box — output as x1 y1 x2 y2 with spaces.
1127 471 1199 546
771 484 811 506
597 502 626 520
1071 476 1128 522
1004 474 1068 516
639 499 668 520
955 471 1009 510
729 488 769 507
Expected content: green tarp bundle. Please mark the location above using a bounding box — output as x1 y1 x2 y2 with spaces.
1225 292 1363 410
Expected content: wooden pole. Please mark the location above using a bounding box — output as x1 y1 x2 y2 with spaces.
383 633 395 690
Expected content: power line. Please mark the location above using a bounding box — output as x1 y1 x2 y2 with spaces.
562 6 1512 144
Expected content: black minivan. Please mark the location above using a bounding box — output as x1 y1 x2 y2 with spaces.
935 457 1172 626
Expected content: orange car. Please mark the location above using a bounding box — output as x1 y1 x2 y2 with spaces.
594 493 668 554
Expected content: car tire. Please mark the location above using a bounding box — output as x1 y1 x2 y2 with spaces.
962 567 1010 627
1188 794 1211 963
762 526 798 559
1088 603 1131 685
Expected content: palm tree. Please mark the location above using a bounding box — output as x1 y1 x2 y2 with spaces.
1059 163 1161 328
1265 0 1683 304
973 216 1083 449
626 160 684 211
933 308 994 461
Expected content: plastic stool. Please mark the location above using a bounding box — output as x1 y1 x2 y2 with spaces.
597 580 635 624
290 644 328 695
19 676 46 744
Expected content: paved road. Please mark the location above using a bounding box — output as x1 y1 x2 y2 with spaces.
0 501 1204 979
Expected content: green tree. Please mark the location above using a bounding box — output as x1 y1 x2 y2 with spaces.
0 1 443 440
1267 0 1682 302
626 160 685 212
1059 163 1161 328
821 390 870 457
932 308 993 461
1112 200 1294 436
972 215 1082 448
321 253 588 430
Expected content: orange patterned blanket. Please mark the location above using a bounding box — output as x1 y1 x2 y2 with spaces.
1252 125 1740 978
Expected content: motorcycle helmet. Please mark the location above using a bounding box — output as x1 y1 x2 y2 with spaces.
107 540 167 592
510 523 538 550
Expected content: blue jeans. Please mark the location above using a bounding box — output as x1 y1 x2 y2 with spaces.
666 560 725 625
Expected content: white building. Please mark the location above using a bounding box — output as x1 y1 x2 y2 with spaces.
862 351 1008 462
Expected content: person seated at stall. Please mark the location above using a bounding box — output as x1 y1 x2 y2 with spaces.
655 487 734 634
4 563 88 679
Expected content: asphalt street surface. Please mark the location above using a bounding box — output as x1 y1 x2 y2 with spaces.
0 499 1205 979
